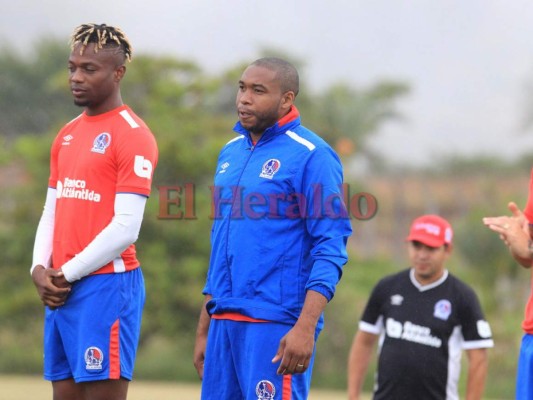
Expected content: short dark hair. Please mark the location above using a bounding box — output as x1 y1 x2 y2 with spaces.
250 57 299 96
70 23 132 62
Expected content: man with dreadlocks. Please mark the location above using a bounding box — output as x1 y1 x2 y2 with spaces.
30 23 158 400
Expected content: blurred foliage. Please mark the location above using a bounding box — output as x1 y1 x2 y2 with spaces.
0 40 78 137
0 39 530 399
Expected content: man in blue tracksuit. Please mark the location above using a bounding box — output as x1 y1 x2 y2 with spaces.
193 57 352 400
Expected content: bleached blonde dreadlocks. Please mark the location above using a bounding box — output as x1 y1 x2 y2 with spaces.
70 23 132 62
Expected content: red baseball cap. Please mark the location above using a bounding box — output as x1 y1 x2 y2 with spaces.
406 215 453 247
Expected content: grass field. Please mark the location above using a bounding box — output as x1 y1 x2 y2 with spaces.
0 375 355 399
1 375 513 399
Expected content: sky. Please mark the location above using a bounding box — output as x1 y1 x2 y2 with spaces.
3 0 533 166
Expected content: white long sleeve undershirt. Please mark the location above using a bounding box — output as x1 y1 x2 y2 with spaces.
31 189 147 282
31 187 56 272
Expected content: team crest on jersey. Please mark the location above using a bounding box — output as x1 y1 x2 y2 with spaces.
256 380 276 400
91 132 111 154
434 299 452 320
259 159 281 179
84 346 104 370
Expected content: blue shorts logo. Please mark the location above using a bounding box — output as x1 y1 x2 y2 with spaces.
256 379 276 399
259 159 281 179
91 132 111 154
84 346 104 371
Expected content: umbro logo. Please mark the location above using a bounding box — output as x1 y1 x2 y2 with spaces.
391 294 404 306
62 134 74 145
218 162 230 174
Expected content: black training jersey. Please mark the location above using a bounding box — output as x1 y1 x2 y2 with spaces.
359 268 493 400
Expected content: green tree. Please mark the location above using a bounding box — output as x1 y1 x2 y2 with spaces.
302 81 410 166
0 40 78 137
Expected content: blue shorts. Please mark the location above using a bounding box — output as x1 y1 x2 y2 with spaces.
201 318 316 400
517 333 533 399
43 268 145 383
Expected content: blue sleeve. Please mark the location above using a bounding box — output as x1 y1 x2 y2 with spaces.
301 146 352 301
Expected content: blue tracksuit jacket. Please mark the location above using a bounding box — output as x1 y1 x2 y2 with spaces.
203 107 352 331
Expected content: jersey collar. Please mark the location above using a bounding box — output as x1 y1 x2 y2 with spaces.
409 268 449 292
233 106 301 145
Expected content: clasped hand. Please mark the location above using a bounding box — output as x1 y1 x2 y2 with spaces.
31 265 71 308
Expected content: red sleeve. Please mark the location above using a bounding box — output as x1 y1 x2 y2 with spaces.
48 131 64 189
115 126 158 196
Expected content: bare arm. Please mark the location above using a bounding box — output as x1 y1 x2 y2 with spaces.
193 294 212 380
483 202 532 268
465 348 488 400
347 330 378 400
271 290 327 375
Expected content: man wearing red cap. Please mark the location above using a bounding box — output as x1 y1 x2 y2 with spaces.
347 215 493 400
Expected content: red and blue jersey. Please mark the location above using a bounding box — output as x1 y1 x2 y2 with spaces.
49 105 158 275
